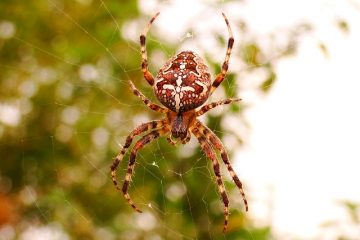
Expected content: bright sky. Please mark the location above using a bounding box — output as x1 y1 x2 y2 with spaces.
238 0 360 238
242 34 360 238
140 0 360 238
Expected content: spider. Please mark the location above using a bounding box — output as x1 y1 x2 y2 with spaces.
111 12 248 232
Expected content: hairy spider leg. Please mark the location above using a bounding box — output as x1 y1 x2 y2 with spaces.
129 80 167 113
196 98 242 117
195 120 248 211
111 120 166 207
191 127 230 232
140 12 160 86
210 13 234 94
122 128 169 212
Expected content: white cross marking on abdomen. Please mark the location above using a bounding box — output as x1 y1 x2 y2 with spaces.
162 76 195 111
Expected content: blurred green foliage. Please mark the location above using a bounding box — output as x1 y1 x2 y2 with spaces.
319 201 360 240
0 0 308 239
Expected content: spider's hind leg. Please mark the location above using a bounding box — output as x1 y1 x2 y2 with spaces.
211 13 234 94
140 12 160 86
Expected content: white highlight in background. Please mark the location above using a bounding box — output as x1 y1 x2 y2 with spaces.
239 0 360 238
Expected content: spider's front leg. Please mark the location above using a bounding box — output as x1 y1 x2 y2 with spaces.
121 128 169 212
111 120 165 208
195 120 248 211
191 127 230 232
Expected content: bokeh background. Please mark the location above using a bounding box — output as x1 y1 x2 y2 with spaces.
1 0 359 239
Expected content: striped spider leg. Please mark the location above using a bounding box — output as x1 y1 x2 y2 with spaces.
210 13 235 94
193 120 248 210
111 81 169 212
139 12 160 86
111 120 168 212
191 126 231 232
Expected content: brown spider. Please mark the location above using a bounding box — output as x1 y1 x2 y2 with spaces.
111 12 248 232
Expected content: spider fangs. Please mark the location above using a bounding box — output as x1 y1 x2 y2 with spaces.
111 12 248 232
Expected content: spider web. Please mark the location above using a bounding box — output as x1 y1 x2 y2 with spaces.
0 0 306 239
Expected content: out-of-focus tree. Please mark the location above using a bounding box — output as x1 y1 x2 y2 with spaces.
0 0 312 239
319 201 360 240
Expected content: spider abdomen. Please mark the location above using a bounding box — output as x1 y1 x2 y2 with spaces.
154 51 211 113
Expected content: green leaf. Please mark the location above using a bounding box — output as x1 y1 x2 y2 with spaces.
242 43 261 66
261 71 277 92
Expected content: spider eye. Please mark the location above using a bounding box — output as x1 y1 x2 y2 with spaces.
154 51 211 113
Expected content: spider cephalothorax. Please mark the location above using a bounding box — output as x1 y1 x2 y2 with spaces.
111 12 248 232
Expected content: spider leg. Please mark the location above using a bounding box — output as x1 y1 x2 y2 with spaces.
111 120 165 206
191 127 230 232
140 12 160 86
210 13 234 94
129 80 167 113
195 120 248 211
121 128 168 212
196 98 241 117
